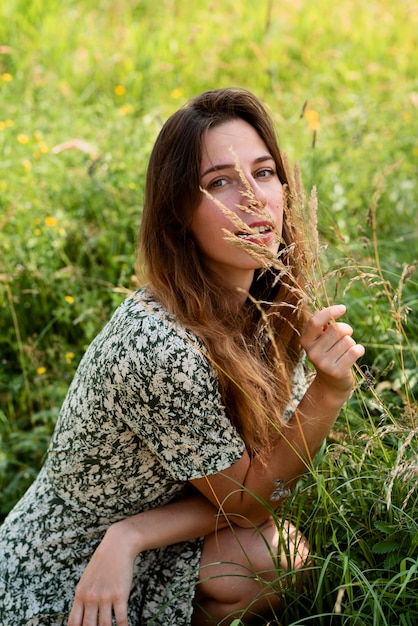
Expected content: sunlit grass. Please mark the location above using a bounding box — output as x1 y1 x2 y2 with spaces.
0 0 417 623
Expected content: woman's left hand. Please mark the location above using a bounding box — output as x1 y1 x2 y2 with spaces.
300 304 365 398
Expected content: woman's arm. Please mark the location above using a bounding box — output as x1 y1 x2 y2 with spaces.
69 304 363 626
191 304 365 526
68 493 229 626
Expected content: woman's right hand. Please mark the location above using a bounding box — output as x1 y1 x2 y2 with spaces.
68 522 137 626
67 495 223 626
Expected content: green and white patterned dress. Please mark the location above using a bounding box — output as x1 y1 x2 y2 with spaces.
0 288 307 625
0 289 246 625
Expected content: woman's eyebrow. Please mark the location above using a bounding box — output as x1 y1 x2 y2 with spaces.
201 162 234 177
201 155 274 178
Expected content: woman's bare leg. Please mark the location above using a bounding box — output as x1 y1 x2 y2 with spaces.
192 517 309 625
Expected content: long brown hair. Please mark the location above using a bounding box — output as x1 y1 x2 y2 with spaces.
139 88 310 458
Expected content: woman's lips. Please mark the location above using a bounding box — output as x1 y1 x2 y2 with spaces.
236 221 275 244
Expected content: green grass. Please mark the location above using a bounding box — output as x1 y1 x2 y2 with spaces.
1 0 417 623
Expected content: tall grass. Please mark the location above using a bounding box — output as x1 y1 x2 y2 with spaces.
1 0 417 623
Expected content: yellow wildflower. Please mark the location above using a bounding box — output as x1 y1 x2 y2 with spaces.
6 120 14 127
0 121 5 131
34 228 41 236
45 216 57 227
114 85 126 96
170 88 183 99
303 109 321 131
17 133 29 144
1 73 12 82
65 352 75 362
37 366 47 376
118 104 134 116
65 295 74 304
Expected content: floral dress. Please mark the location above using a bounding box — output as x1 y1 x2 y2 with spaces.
0 289 306 626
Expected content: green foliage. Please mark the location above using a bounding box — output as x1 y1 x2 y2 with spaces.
278 419 418 625
0 0 417 623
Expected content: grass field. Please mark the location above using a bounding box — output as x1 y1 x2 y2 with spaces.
1 0 417 624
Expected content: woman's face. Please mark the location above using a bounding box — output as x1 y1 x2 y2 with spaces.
190 118 284 295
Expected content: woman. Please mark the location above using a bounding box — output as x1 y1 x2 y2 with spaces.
0 88 364 626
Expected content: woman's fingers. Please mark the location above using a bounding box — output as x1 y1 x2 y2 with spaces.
68 523 134 626
304 322 354 354
301 304 347 345
96 603 113 626
301 305 364 392
113 601 129 626
68 599 123 626
81 603 101 626
67 601 83 626
301 305 361 359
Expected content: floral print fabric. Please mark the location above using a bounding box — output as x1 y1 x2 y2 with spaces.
0 289 307 625
0 289 246 625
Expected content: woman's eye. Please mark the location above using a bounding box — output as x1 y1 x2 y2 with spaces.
209 177 228 189
256 168 275 179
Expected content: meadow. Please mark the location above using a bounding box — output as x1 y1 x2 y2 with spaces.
0 0 417 624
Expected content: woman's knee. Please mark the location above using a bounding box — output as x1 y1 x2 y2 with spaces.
277 519 310 573
196 517 309 607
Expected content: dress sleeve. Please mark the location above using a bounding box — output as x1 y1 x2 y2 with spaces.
282 354 310 422
111 316 246 482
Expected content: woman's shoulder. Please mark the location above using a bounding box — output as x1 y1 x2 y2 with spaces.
122 287 172 319
107 287 206 359
118 287 190 332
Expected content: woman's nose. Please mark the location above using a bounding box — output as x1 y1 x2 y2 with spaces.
239 177 267 211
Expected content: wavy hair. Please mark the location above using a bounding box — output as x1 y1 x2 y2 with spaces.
138 88 310 458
